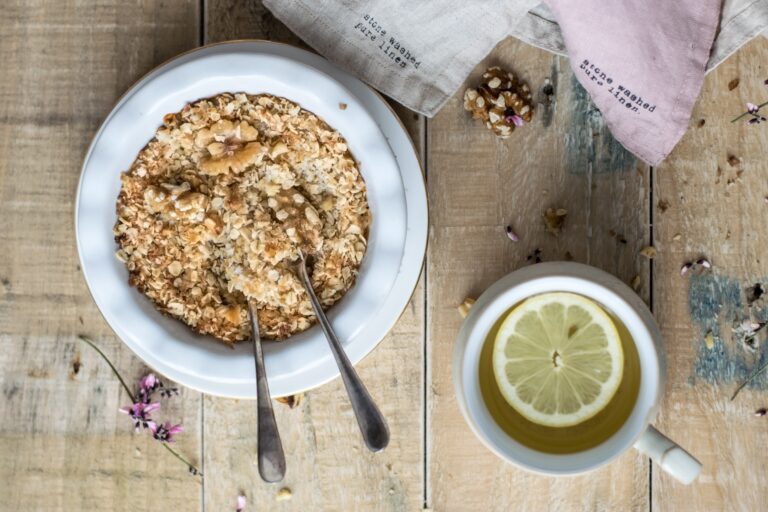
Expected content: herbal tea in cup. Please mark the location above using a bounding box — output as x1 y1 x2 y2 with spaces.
479 292 641 454
453 262 702 483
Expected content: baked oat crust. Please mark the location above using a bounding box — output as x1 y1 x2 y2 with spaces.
114 93 369 343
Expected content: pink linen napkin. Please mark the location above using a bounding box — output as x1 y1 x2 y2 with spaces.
544 0 722 165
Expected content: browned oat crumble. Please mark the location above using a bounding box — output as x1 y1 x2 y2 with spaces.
114 93 370 343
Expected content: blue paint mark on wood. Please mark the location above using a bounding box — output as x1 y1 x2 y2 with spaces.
564 74 636 175
689 273 768 390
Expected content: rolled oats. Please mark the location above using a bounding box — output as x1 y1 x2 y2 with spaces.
115 93 370 343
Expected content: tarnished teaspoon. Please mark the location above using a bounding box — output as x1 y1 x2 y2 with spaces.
247 301 286 482
296 252 390 452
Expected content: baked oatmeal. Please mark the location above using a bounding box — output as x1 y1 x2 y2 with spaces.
114 93 370 343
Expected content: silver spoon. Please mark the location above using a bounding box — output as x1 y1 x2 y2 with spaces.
296 252 390 452
247 301 286 482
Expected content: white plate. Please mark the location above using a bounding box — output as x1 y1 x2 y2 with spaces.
75 41 427 398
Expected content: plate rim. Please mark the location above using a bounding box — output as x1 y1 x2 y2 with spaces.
74 39 428 398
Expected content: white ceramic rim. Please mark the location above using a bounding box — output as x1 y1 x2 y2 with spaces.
75 41 427 398
453 262 664 475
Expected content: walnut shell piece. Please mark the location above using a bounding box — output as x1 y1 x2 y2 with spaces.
463 66 534 138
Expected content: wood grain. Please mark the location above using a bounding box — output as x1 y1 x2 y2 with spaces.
0 1 203 511
201 2 426 510
426 38 651 511
653 36 768 511
4 1 768 510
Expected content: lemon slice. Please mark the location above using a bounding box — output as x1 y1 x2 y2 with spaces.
492 292 623 427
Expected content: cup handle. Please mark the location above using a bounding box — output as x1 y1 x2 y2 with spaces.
633 425 702 484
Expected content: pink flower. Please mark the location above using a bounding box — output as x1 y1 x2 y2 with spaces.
137 373 178 402
140 373 158 392
503 108 525 128
149 421 183 443
119 402 160 432
747 102 760 114
236 495 246 512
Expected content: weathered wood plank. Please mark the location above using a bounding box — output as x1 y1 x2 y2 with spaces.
201 2 426 510
653 36 768 511
0 2 203 511
427 38 651 510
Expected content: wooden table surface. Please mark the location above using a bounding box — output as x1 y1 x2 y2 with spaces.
2 1 768 510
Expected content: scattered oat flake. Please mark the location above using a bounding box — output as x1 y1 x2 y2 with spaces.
276 487 292 501
727 154 740 167
339 102 348 110
630 275 641 291
505 225 519 242
704 330 715 349
672 233 682 242
755 408 767 417
543 208 567 235
458 298 476 319
639 246 657 259
728 78 740 90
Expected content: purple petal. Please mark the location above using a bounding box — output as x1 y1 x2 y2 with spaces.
505 114 524 127
236 495 247 512
748 118 760 125
147 421 158 433
168 424 184 435
143 402 161 414
119 405 132 414
140 373 157 391
747 102 759 114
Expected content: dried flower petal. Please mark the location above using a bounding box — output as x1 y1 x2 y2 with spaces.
505 225 519 242
747 102 760 114
149 421 183 443
696 258 711 269
119 401 161 432
680 262 693 276
505 114 525 127
236 494 247 511
747 283 764 305
276 393 304 409
543 208 567 235
755 408 767 417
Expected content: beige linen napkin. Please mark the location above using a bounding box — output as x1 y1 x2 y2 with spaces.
264 0 768 163
265 0 768 117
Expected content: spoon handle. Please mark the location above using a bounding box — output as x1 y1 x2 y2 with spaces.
248 303 286 482
298 257 390 452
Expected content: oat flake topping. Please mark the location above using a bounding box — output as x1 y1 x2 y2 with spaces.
114 93 370 343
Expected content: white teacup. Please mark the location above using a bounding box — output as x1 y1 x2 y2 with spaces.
453 262 702 484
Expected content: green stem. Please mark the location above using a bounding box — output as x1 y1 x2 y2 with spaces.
731 100 768 123
78 335 135 402
162 443 203 476
730 357 768 401
77 335 202 477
